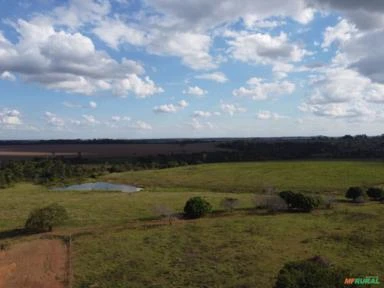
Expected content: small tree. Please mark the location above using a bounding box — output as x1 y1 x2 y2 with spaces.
366 187 384 200
184 197 212 219
221 197 239 212
275 256 348 288
345 187 364 202
25 203 68 233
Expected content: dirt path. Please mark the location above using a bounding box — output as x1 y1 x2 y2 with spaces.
0 239 67 288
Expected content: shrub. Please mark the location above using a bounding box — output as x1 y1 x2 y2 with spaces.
275 256 347 288
345 187 363 201
221 197 240 212
279 191 319 212
279 191 296 207
366 187 384 200
184 197 212 219
294 194 319 212
25 203 68 233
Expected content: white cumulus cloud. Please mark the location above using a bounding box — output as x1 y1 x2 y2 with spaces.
220 102 246 116
0 109 22 125
195 72 228 83
233 78 295 100
183 85 207 97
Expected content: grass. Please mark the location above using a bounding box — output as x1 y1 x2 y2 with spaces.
0 161 384 287
103 161 384 193
0 183 255 231
73 203 384 288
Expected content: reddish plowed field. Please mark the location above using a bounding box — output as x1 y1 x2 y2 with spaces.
0 142 227 160
0 239 67 288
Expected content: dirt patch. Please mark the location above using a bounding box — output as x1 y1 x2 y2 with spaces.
0 239 67 288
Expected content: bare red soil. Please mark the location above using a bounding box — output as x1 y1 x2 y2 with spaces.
0 239 67 288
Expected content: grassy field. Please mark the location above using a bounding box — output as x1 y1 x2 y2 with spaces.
0 183 254 231
0 161 384 287
103 161 384 193
73 205 384 288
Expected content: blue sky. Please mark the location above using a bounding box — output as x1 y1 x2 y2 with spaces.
1 0 384 139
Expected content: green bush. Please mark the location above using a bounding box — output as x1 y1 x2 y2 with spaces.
25 203 68 233
275 256 348 288
345 187 364 201
184 197 212 219
278 191 296 207
279 191 319 212
366 187 384 200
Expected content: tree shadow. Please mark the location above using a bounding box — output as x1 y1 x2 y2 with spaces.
0 228 32 241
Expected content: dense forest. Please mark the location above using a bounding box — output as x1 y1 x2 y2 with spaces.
217 134 384 160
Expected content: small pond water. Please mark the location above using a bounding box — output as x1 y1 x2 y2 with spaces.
53 182 142 193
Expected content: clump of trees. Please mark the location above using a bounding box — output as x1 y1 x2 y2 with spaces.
25 203 68 233
275 256 348 288
0 159 99 188
184 197 212 219
279 191 320 212
345 187 364 202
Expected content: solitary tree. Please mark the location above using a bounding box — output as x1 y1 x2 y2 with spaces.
184 197 212 219
345 187 364 202
25 203 68 233
366 187 384 200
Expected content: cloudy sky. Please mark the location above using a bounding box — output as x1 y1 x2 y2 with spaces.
1 0 384 139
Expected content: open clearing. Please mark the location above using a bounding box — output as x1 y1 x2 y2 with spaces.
0 161 383 287
0 239 67 288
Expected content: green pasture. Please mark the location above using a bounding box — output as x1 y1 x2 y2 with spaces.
0 161 383 287
103 161 384 193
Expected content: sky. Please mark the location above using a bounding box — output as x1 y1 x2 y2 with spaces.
1 0 384 139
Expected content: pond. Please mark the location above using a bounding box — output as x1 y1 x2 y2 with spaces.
53 182 142 193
